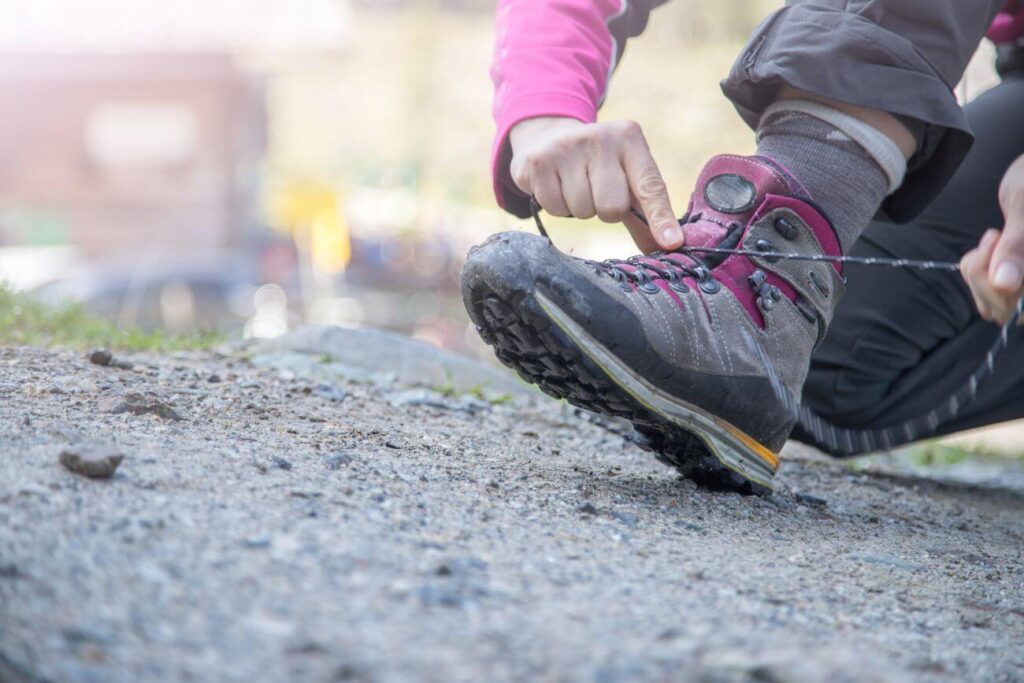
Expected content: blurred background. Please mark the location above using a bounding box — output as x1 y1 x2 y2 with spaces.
0 0 1001 360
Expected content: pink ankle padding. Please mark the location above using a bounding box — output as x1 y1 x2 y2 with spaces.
752 195 843 275
684 155 795 249
711 193 838 329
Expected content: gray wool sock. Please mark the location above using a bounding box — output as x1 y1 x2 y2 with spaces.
755 103 903 252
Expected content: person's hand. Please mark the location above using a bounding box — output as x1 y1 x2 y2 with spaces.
961 154 1024 324
508 116 683 253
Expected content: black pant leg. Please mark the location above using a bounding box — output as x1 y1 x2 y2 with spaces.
795 74 1024 448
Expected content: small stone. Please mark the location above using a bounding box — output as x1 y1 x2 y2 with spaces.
59 443 124 479
578 503 599 516
794 491 828 508
611 511 639 527
88 349 113 366
207 374 222 383
312 383 348 402
274 457 293 471
98 391 183 421
326 452 354 470
88 348 132 369
388 388 488 414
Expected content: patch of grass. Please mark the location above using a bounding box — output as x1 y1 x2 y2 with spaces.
433 366 513 405
434 367 459 398
0 283 223 352
909 441 1023 466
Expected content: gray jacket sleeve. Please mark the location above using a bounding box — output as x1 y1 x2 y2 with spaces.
721 0 1007 223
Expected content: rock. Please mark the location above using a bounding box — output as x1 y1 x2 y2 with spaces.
273 457 293 471
578 503 600 516
326 452 354 470
312 383 348 402
88 348 133 370
98 392 183 421
611 511 639 527
849 553 925 571
88 349 113 367
793 492 828 508
249 325 532 397
50 376 101 395
59 443 124 479
389 388 488 414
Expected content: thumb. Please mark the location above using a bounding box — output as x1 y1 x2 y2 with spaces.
989 203 1024 294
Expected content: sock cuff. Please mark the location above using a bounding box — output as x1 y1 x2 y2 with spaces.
760 99 907 195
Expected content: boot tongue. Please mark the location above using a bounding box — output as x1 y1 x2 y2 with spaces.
682 154 806 249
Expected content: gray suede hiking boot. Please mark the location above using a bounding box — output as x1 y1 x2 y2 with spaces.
461 155 846 493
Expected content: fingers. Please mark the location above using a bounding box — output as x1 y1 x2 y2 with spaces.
559 164 597 219
961 229 998 321
507 117 680 251
589 162 631 224
618 122 682 250
989 209 1024 298
524 161 570 217
622 211 661 255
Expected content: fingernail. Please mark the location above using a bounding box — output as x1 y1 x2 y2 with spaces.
661 226 683 245
993 262 1023 289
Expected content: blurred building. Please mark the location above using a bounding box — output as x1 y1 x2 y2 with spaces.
0 0 351 332
0 52 265 257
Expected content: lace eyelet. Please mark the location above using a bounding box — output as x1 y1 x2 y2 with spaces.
667 274 690 293
808 271 829 298
699 278 720 294
639 281 661 294
774 217 799 240
754 238 781 263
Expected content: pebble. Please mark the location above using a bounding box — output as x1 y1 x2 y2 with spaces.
88 348 133 370
611 511 639 527
88 349 114 367
59 443 124 479
793 491 828 508
98 391 184 421
326 452 354 470
312 383 348 402
388 388 488 414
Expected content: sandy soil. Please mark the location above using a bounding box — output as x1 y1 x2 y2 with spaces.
1 341 1022 683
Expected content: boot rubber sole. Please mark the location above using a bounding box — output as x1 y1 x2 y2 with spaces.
468 283 777 495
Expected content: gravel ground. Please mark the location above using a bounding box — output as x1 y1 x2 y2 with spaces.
1 341 1023 683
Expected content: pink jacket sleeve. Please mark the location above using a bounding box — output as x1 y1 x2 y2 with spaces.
490 0 665 216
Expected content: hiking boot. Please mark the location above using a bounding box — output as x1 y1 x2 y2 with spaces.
461 155 845 493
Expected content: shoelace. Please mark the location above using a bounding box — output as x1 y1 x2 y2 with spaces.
594 253 711 292
529 199 1022 456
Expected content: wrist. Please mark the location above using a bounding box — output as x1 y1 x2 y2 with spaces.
510 116 584 152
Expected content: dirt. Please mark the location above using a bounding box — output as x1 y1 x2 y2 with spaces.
1 339 1022 683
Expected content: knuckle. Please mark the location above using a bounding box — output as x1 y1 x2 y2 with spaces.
596 201 630 222
527 154 547 172
616 119 643 140
511 166 530 192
